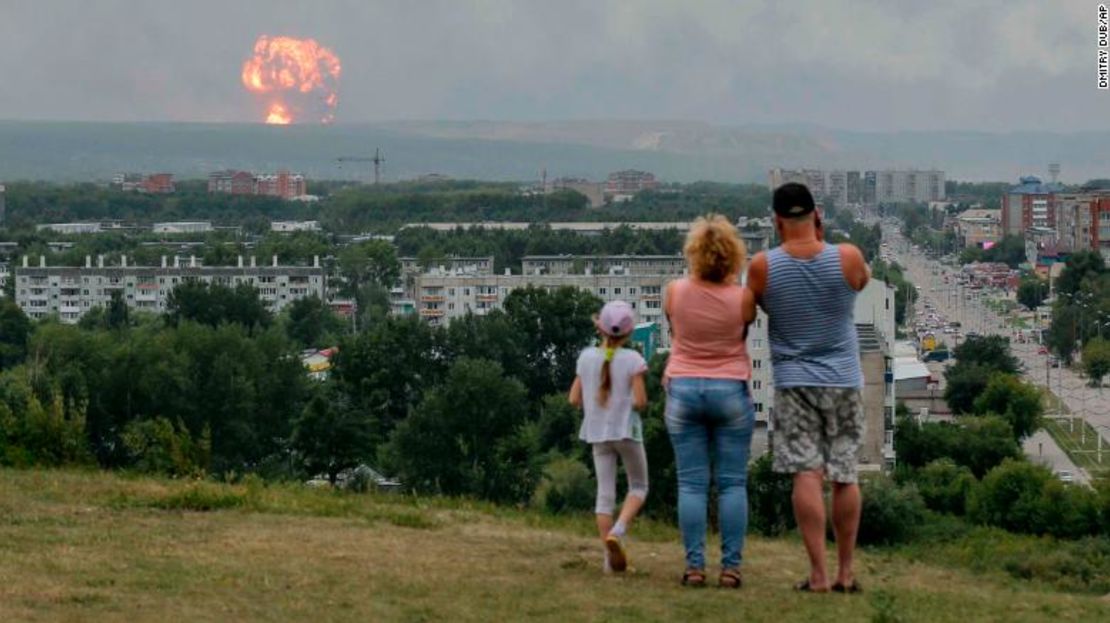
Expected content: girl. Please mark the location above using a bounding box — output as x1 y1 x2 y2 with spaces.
568 300 649 573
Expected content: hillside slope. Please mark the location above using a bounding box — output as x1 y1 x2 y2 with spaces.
0 469 1105 622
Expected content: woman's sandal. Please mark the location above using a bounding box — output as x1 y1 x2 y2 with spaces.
681 569 707 587
793 579 830 593
718 568 742 589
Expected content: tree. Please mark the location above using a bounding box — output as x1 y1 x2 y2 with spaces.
0 299 31 369
106 289 130 330
972 373 1043 440
503 286 601 399
944 362 997 415
332 315 445 447
1017 277 1047 310
1056 250 1106 298
385 358 539 503
337 240 401 295
1082 337 1110 387
952 335 1020 373
165 281 272 331
894 415 1020 478
443 310 528 376
285 295 346 349
970 459 1101 538
291 386 374 484
911 458 976 515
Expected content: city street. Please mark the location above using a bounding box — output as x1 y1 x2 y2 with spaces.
881 221 1108 482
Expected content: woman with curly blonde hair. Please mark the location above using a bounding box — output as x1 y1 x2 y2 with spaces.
663 214 757 588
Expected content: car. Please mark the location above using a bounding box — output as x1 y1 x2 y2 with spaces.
1038 346 1048 355
1049 357 1060 369
1057 470 1074 484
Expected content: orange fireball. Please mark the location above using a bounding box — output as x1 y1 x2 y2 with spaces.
242 35 341 125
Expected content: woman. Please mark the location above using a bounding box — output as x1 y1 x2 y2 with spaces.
663 214 757 588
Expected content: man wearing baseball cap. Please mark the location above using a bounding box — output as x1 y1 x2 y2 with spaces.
746 182 870 593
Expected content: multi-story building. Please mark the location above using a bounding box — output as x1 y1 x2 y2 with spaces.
955 209 1003 248
1001 176 1063 236
0 261 9 297
112 173 174 194
736 216 775 254
152 221 213 235
770 168 944 206
208 170 306 200
413 271 669 332
521 255 686 277
13 254 325 323
604 170 658 201
551 177 605 208
36 222 103 235
208 170 257 194
256 171 307 199
271 220 321 233
0 183 6 227
1054 192 1110 260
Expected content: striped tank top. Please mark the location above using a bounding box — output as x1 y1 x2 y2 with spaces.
763 244 862 388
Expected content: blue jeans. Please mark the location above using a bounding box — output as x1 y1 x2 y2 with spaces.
665 378 755 570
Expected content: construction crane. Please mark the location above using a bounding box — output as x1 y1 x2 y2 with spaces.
337 148 385 185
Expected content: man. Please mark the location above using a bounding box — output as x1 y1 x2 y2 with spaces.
746 182 869 593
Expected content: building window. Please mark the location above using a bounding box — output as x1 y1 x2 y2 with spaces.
752 380 762 390
599 287 607 295
614 287 622 295
628 287 636 295
754 402 764 413
753 359 762 369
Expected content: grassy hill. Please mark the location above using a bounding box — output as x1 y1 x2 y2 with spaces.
0 469 1106 622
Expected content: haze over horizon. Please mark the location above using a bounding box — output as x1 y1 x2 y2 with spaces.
0 1 1099 132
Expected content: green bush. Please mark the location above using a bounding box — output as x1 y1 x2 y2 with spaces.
121 417 210 477
970 459 1101 538
858 477 926 546
532 456 595 515
748 453 795 536
154 482 248 512
912 459 977 515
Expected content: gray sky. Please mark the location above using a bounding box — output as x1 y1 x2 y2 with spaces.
0 0 1101 131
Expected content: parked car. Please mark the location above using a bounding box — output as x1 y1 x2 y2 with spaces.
1057 470 1074 484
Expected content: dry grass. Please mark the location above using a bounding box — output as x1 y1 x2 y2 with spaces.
0 469 1107 622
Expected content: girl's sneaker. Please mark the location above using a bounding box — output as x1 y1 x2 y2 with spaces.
604 535 628 572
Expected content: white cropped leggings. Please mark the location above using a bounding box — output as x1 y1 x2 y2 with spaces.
592 440 649 515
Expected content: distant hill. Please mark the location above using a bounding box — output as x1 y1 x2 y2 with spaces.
0 120 1106 184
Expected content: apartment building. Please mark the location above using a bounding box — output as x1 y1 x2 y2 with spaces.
13 254 325 323
770 168 944 206
521 255 686 277
271 220 321 233
152 221 213 234
1001 176 1063 236
955 209 1003 248
208 170 307 200
604 170 658 201
413 271 668 331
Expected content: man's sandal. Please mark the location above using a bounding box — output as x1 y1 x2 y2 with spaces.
718 568 742 588
794 579 830 593
681 569 707 587
832 581 863 594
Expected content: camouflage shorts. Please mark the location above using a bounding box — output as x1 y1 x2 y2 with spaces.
771 387 865 484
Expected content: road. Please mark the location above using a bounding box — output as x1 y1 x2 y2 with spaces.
879 219 1108 481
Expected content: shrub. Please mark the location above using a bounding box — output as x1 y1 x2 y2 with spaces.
154 482 248 512
121 417 210 477
912 458 976 515
970 459 1101 538
532 456 595 515
748 453 795 536
894 415 1020 478
858 477 926 546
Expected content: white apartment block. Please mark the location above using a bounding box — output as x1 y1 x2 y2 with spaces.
152 221 213 234
14 254 325 323
36 223 103 235
271 220 321 233
414 272 668 334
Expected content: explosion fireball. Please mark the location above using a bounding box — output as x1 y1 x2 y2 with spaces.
241 35 341 125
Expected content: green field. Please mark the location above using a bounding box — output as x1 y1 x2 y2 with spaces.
1044 417 1110 478
0 469 1107 622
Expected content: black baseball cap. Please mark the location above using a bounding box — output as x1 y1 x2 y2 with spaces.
772 182 816 217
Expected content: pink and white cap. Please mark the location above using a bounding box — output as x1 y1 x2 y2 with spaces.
595 300 636 338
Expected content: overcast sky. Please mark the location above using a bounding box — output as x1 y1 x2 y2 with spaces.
0 0 1101 131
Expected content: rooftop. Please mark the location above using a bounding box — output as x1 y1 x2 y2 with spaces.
1008 176 1065 195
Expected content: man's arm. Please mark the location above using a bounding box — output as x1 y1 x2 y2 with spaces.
838 244 870 292
746 252 769 311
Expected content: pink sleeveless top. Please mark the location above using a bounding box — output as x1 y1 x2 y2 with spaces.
664 278 751 381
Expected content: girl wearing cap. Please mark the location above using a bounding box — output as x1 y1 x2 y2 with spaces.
567 300 649 574
663 214 757 588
